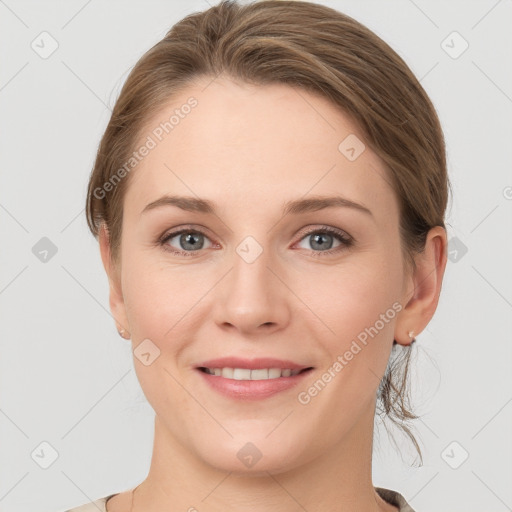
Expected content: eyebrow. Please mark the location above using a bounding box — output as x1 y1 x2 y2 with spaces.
141 194 373 217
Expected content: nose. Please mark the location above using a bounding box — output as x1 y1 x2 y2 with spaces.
213 240 291 336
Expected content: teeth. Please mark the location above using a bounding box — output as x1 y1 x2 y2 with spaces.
233 368 251 380
268 368 281 379
222 368 234 379
249 368 268 380
203 367 302 380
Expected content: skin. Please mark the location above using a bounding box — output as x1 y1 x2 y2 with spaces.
100 76 447 512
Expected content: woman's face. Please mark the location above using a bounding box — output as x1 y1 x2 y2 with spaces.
109 76 413 473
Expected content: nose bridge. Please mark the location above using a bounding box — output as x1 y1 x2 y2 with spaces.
214 232 289 332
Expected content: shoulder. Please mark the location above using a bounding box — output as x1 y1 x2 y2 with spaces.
375 487 416 512
64 494 115 512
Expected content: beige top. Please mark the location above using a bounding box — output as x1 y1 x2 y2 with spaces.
65 487 415 511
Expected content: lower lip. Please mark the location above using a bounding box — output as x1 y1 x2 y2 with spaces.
196 368 313 401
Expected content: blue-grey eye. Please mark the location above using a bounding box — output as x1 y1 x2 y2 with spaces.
164 230 212 252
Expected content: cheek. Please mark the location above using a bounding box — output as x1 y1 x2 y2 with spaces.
120 241 176 338
303 255 402 333
300 253 403 387
120 258 198 412
123 268 186 339
120 223 199 321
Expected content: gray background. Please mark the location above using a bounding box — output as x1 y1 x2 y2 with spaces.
0 0 511 511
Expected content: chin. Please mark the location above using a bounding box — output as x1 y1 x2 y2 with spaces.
192 434 307 476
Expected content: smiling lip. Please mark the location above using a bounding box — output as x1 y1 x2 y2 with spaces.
197 357 311 371
195 357 314 401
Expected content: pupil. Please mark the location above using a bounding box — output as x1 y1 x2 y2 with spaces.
312 233 332 250
182 232 203 250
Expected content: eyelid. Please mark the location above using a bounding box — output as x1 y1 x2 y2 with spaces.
296 225 353 243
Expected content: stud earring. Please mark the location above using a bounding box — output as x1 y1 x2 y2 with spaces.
118 328 130 339
408 330 416 342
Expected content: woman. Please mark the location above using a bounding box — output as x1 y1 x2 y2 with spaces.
68 0 448 510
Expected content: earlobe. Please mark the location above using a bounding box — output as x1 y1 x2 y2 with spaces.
98 223 131 338
394 226 448 346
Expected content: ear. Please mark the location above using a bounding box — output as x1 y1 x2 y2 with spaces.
99 223 131 338
394 226 448 345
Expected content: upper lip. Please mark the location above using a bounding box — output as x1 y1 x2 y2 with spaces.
197 357 313 371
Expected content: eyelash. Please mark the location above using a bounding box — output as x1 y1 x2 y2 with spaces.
158 225 354 258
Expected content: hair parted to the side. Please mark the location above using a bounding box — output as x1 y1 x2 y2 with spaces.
85 0 450 464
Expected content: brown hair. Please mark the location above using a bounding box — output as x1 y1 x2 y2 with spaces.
86 0 450 463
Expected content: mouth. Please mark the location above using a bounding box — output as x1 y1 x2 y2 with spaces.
194 357 314 400
197 366 313 380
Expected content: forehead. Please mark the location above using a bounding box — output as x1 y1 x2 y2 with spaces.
125 76 397 220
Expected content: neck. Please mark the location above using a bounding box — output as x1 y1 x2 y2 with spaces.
132 405 393 512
